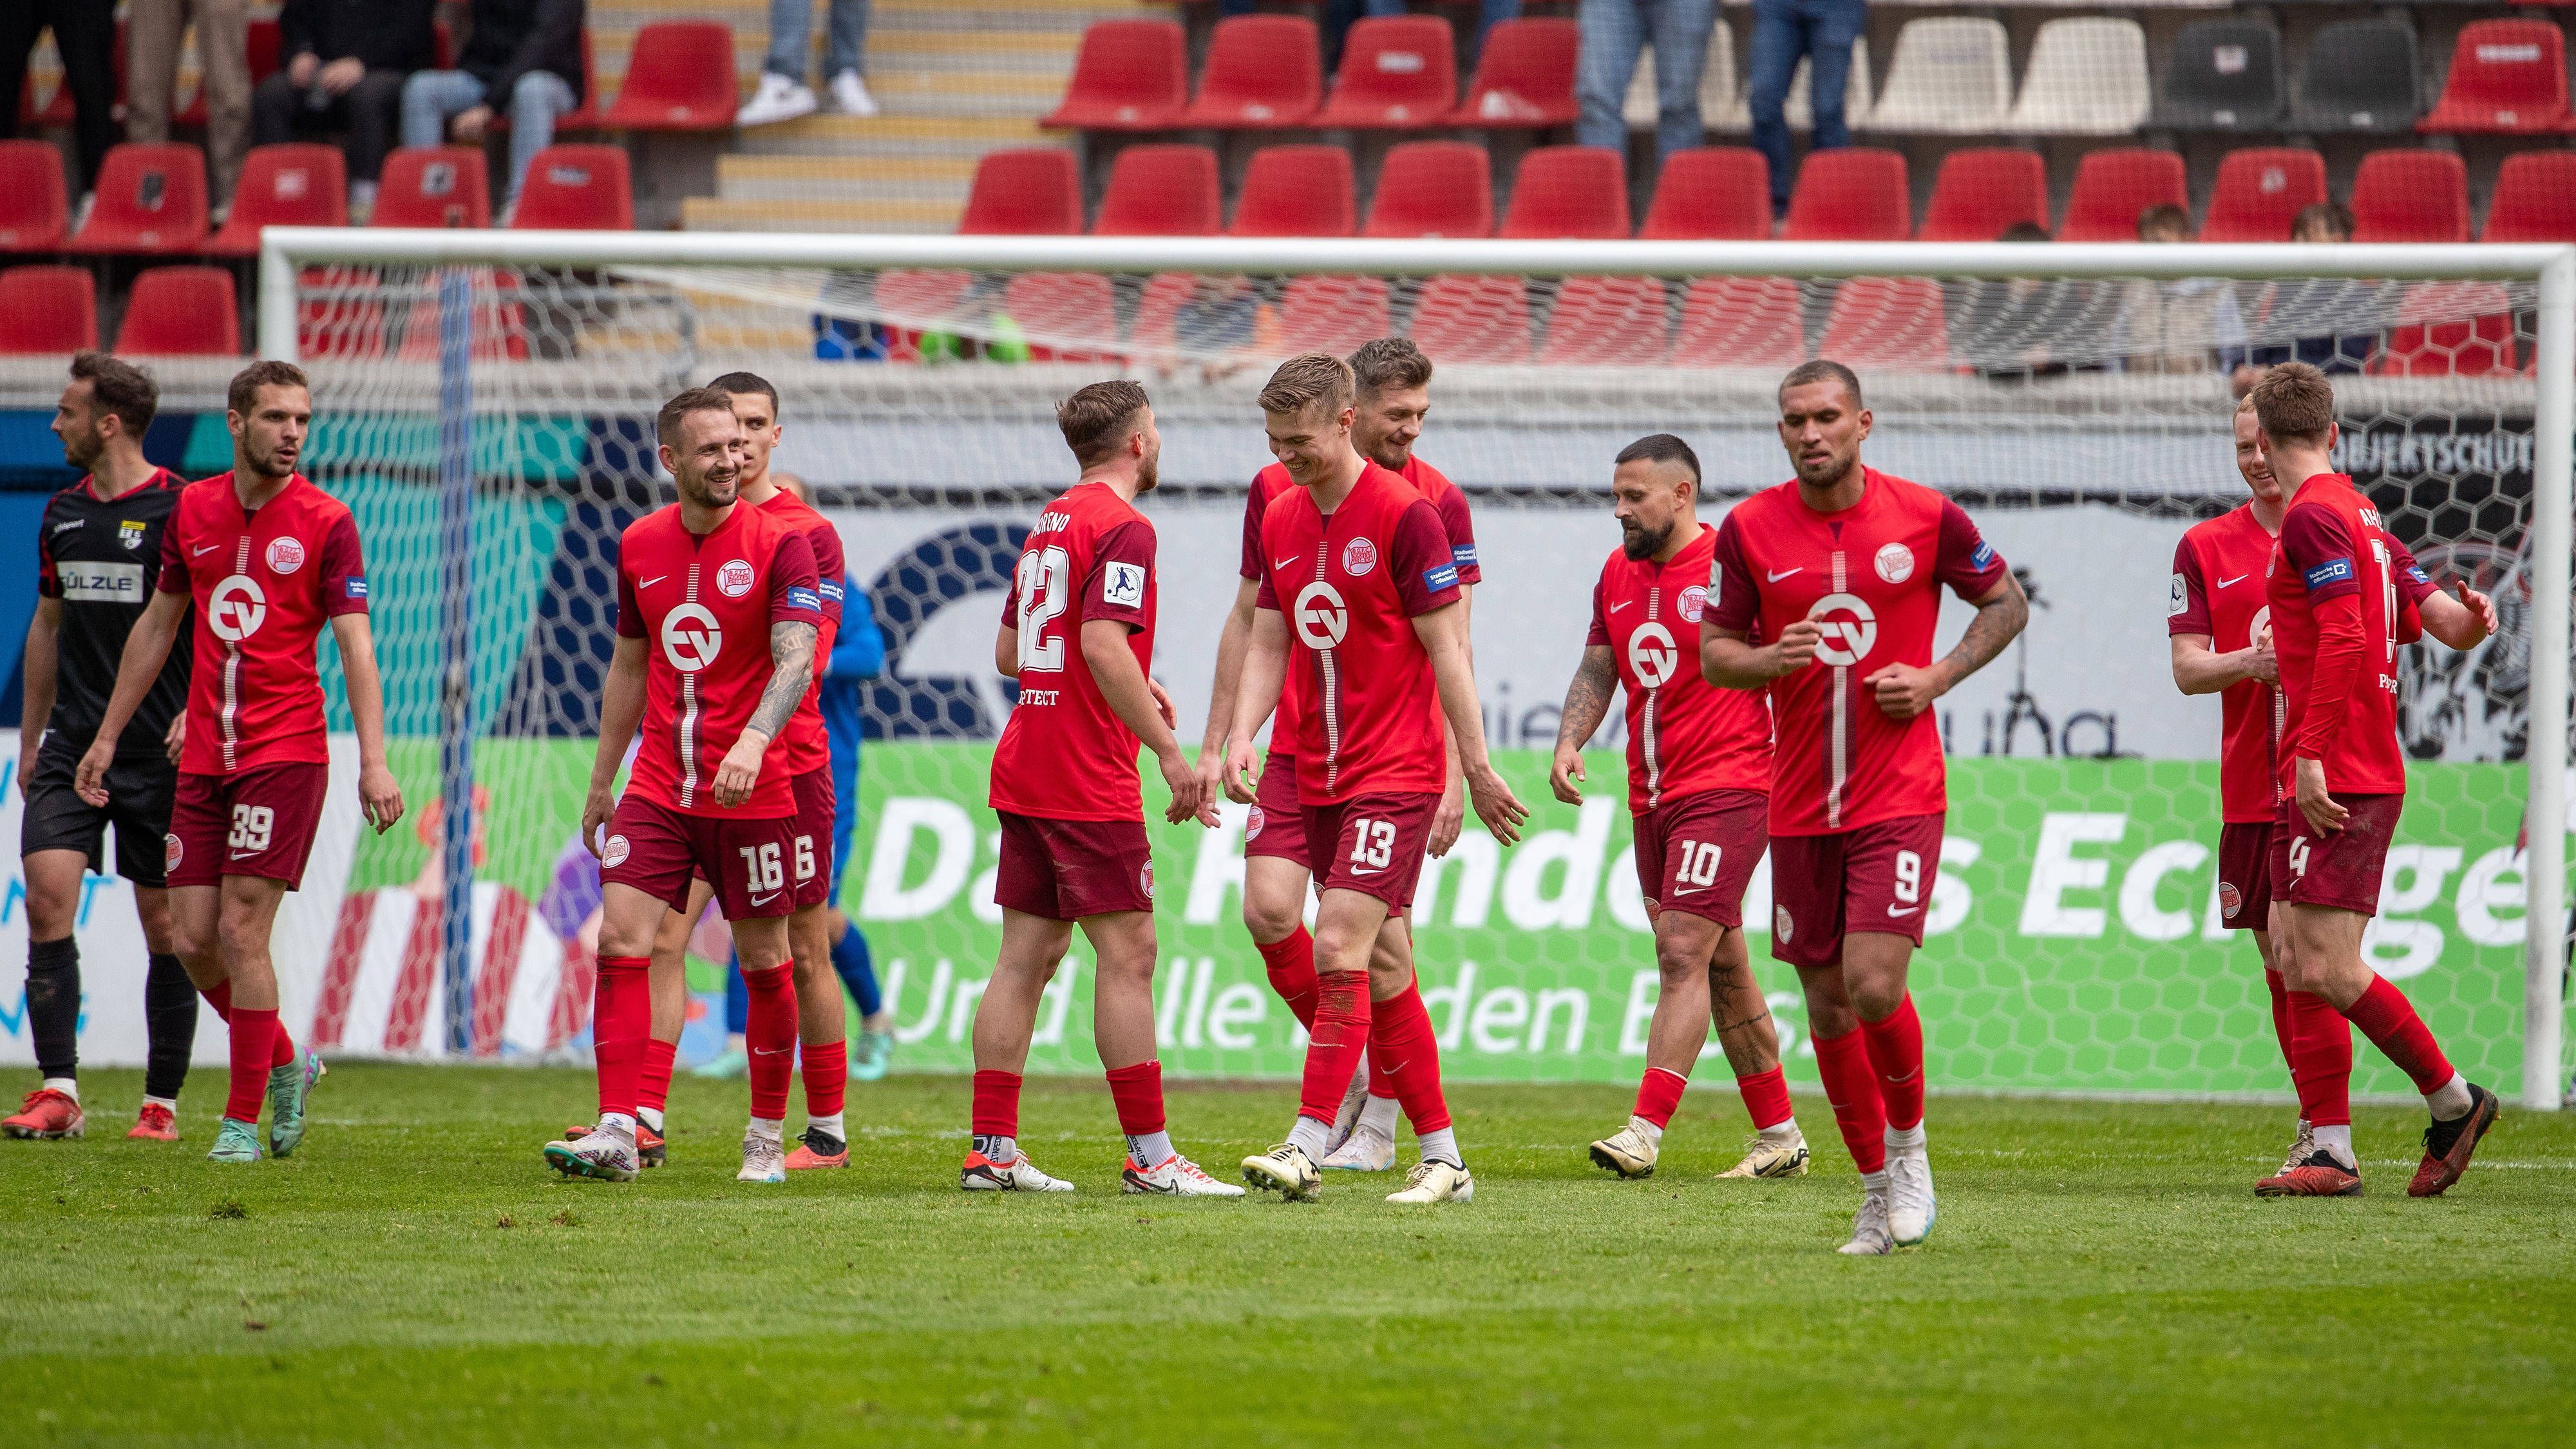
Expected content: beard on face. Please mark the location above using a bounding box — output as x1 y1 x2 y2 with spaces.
1135 451 1160 494
61 420 103 470
1620 516 1672 561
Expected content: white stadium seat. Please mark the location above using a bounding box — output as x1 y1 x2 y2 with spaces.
1866 17 2011 133
2005 18 2152 136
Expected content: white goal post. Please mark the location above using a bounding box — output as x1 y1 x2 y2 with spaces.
249 227 2569 1108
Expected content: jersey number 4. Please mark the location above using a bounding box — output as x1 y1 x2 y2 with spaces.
1014 545 1072 674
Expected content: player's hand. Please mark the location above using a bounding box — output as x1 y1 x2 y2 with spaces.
162 712 187 764
1768 619 1824 676
713 731 768 808
1464 760 1529 846
2294 756 2347 835
1428 779 1465 858
14 741 35 800
1148 677 1179 730
1548 744 1586 806
357 759 405 835
1864 661 1946 721
2454 581 2497 644
71 737 115 808
581 787 615 859
1222 735 1261 805
1157 747 1207 827
2242 629 2278 685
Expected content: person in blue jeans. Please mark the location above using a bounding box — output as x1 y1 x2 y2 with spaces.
1575 0 1718 167
399 0 583 216
1748 0 1867 219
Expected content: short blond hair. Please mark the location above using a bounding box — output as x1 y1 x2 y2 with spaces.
1259 352 1354 418
2249 361 2334 446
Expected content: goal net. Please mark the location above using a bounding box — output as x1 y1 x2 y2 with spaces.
213 231 2570 1110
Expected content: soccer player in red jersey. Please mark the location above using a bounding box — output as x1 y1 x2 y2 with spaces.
77 361 406 1166
2246 363 2501 1198
1549 435 1810 1182
1195 337 1484 1173
1701 361 2028 1253
1225 354 1528 1205
549 388 823 1183
967 381 1238 1197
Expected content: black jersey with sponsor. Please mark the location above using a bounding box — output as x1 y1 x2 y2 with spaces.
35 469 193 756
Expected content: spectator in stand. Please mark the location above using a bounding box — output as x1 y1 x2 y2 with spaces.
1575 0 1716 167
1 4 117 202
1748 0 1866 222
127 0 252 214
257 0 438 223
2122 202 2245 375
2228 202 2376 383
736 0 878 127
401 0 585 220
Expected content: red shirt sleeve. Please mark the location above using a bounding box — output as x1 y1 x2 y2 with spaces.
2166 533 2211 636
616 560 645 639
2278 502 2360 604
1081 518 1154 632
1434 484 1481 585
1585 569 1611 647
806 520 846 627
1934 498 2009 600
1389 498 1463 617
319 509 370 616
1239 475 1269 583
1707 513 1760 632
156 506 189 594
2387 535 2438 607
767 530 822 626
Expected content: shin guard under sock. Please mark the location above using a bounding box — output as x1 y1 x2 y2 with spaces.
1859 995 1927 1132
1256 927 1320 1031
223 1008 278 1123
741 963 799 1121
592 956 650 1121
803 1038 848 1121
2288 990 2354 1128
2344 976 2456 1097
1633 1066 1688 1129
24 937 80 1082
143 952 198 1102
1811 1025 1889 1175
1367 981 1450 1134
1299 972 1370 1123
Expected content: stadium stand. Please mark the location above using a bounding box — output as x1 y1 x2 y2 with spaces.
0 266 96 353
2199 147 2327 243
1408 274 1531 364
208 144 350 257
2156 18 2286 132
603 23 741 131
2349 149 2470 245
1316 15 1459 129
1094 144 1220 236
1636 147 1770 241
1230 146 1355 237
2289 21 2421 135
1674 276 1804 367
2057 147 2189 243
1040 18 1188 132
373 147 493 231
508 146 634 231
2002 18 2149 137
1820 276 1948 368
1280 274 1390 354
1499 147 1629 240
69 143 210 254
1540 274 1669 365
0 140 71 251
115 266 240 355
959 149 1083 236
1918 149 2048 243
1363 140 1492 238
1781 147 1909 242
1181 14 1322 129
1868 18 2011 135
2419 18 2568 133
2483 151 2576 243
1452 17 1578 128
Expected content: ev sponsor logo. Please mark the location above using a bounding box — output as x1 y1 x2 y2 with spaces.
208 574 269 642
601 834 631 869
266 536 305 574
1101 561 1146 609
1677 583 1709 623
1806 592 1877 667
1341 537 1378 577
660 602 723 672
716 558 757 598
1626 620 1678 688
1293 580 1349 649
1874 542 1915 584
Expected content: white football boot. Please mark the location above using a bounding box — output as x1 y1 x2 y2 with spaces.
1386 1159 1475 1204
1321 1121 1396 1171
961 1148 1075 1192
1123 1153 1247 1197
1588 1119 1660 1179
1837 1185 1893 1255
737 1129 787 1184
543 1122 640 1182
1888 1142 1936 1247
1323 1058 1371 1156
1241 1142 1323 1200
1718 1129 1812 1179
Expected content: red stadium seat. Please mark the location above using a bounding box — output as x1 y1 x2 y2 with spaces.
1450 17 1578 126
1918 147 2047 242
1638 148 1770 241
2350 149 2468 243
2198 147 2325 242
2419 19 2568 133
1781 147 1909 242
509 145 632 229
207 144 348 256
180 17 283 127
1182 15 1321 128
959 149 1081 234
2056 147 2188 242
1539 276 1668 365
1819 278 1949 371
1041 20 1187 131
604 23 740 129
1408 275 1531 364
0 266 97 352
1316 16 1458 128
866 269 974 363
2372 283 2517 376
1280 274 1390 353
1500 146 1629 240
1001 272 1117 361
70 144 210 253
374 147 491 228
557 30 603 131
2482 151 2576 241
1230 145 1354 236
1094 144 1220 236
393 269 529 361
295 264 388 360
1363 140 1492 238
0 140 71 250
115 266 240 355
1672 278 1806 369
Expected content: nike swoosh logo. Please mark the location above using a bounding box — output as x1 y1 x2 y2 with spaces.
1271 555 1299 570
1671 885 1705 896
1350 866 1383 876
194 544 222 556
749 891 779 907
752 1046 791 1057
641 574 669 588
2217 574 2248 588
229 849 262 860
1886 904 1921 917
1767 567 1802 582
1608 601 1633 613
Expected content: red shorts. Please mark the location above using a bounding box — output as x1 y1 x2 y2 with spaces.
1633 789 1768 929
790 768 835 911
994 811 1155 921
1244 749 1307 864
2215 820 2275 931
601 794 799 922
2272 793 2400 916
1303 791 1439 911
1766 811 1945 968
164 762 330 890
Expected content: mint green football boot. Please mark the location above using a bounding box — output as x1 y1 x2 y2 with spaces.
267 1048 324 1159
208 1117 263 1163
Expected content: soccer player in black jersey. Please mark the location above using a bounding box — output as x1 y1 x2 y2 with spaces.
6 354 196 1144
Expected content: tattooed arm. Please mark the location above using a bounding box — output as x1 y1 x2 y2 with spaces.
713 620 818 808
1549 645 1618 804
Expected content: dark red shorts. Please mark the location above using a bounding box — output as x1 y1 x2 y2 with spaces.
2215 819 2275 931
2272 793 2401 917
1244 749 1307 864
165 762 330 890
789 768 835 911
1765 811 1945 969
1633 789 1768 929
601 794 799 922
994 811 1155 921
1303 791 1439 911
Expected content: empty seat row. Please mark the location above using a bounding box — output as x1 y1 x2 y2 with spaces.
2160 16 2570 135
0 264 238 355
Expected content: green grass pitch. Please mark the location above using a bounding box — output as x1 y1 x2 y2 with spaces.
5 1065 2572 1446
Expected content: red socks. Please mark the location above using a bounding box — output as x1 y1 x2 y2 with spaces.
1256 927 1319 1030
1104 1060 1164 1137
804 1038 847 1121
1859 994 1926 1132
639 1037 676 1115
592 955 649 1121
201 980 295 1068
1633 1066 1688 1128
2264 967 2295 1076
1736 1065 1795 1132
223 1007 278 1122
2344 975 2456 1096
2288 989 2354 1127
1367 981 1450 1134
971 1068 1021 1139
1299 971 1371 1123
1811 1025 1888 1175
741 963 798 1121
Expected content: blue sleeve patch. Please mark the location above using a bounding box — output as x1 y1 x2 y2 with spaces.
1970 540 1996 571
343 576 368 599
786 587 822 612
2403 563 2429 585
818 580 845 602
2302 557 2353 591
1423 563 1460 594
1452 544 1479 567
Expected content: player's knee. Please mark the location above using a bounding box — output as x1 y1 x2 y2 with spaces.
1653 936 1710 984
20 882 78 940
1241 893 1303 943
215 907 268 963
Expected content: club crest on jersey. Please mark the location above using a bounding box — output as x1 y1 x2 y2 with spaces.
1806 592 1877 667
660 602 723 671
716 558 757 598
1140 861 1155 900
1678 584 1709 623
1341 537 1378 577
1246 806 1265 840
1294 580 1349 649
266 536 305 574
208 574 269 641
601 834 631 869
2219 881 2243 918
118 519 147 550
1874 542 1914 584
1774 905 1793 942
164 833 182 871
1627 620 1678 688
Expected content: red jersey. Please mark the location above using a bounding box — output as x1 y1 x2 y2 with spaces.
155 473 368 775
2167 505 2284 822
752 487 844 778
1589 524 1773 813
1254 462 1461 802
615 502 822 819
990 480 1157 823
1238 453 1477 759
2265 473 2436 799
1709 468 2010 835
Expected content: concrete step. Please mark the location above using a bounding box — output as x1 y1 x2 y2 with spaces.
728 113 1051 159
715 154 978 204
682 196 964 232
